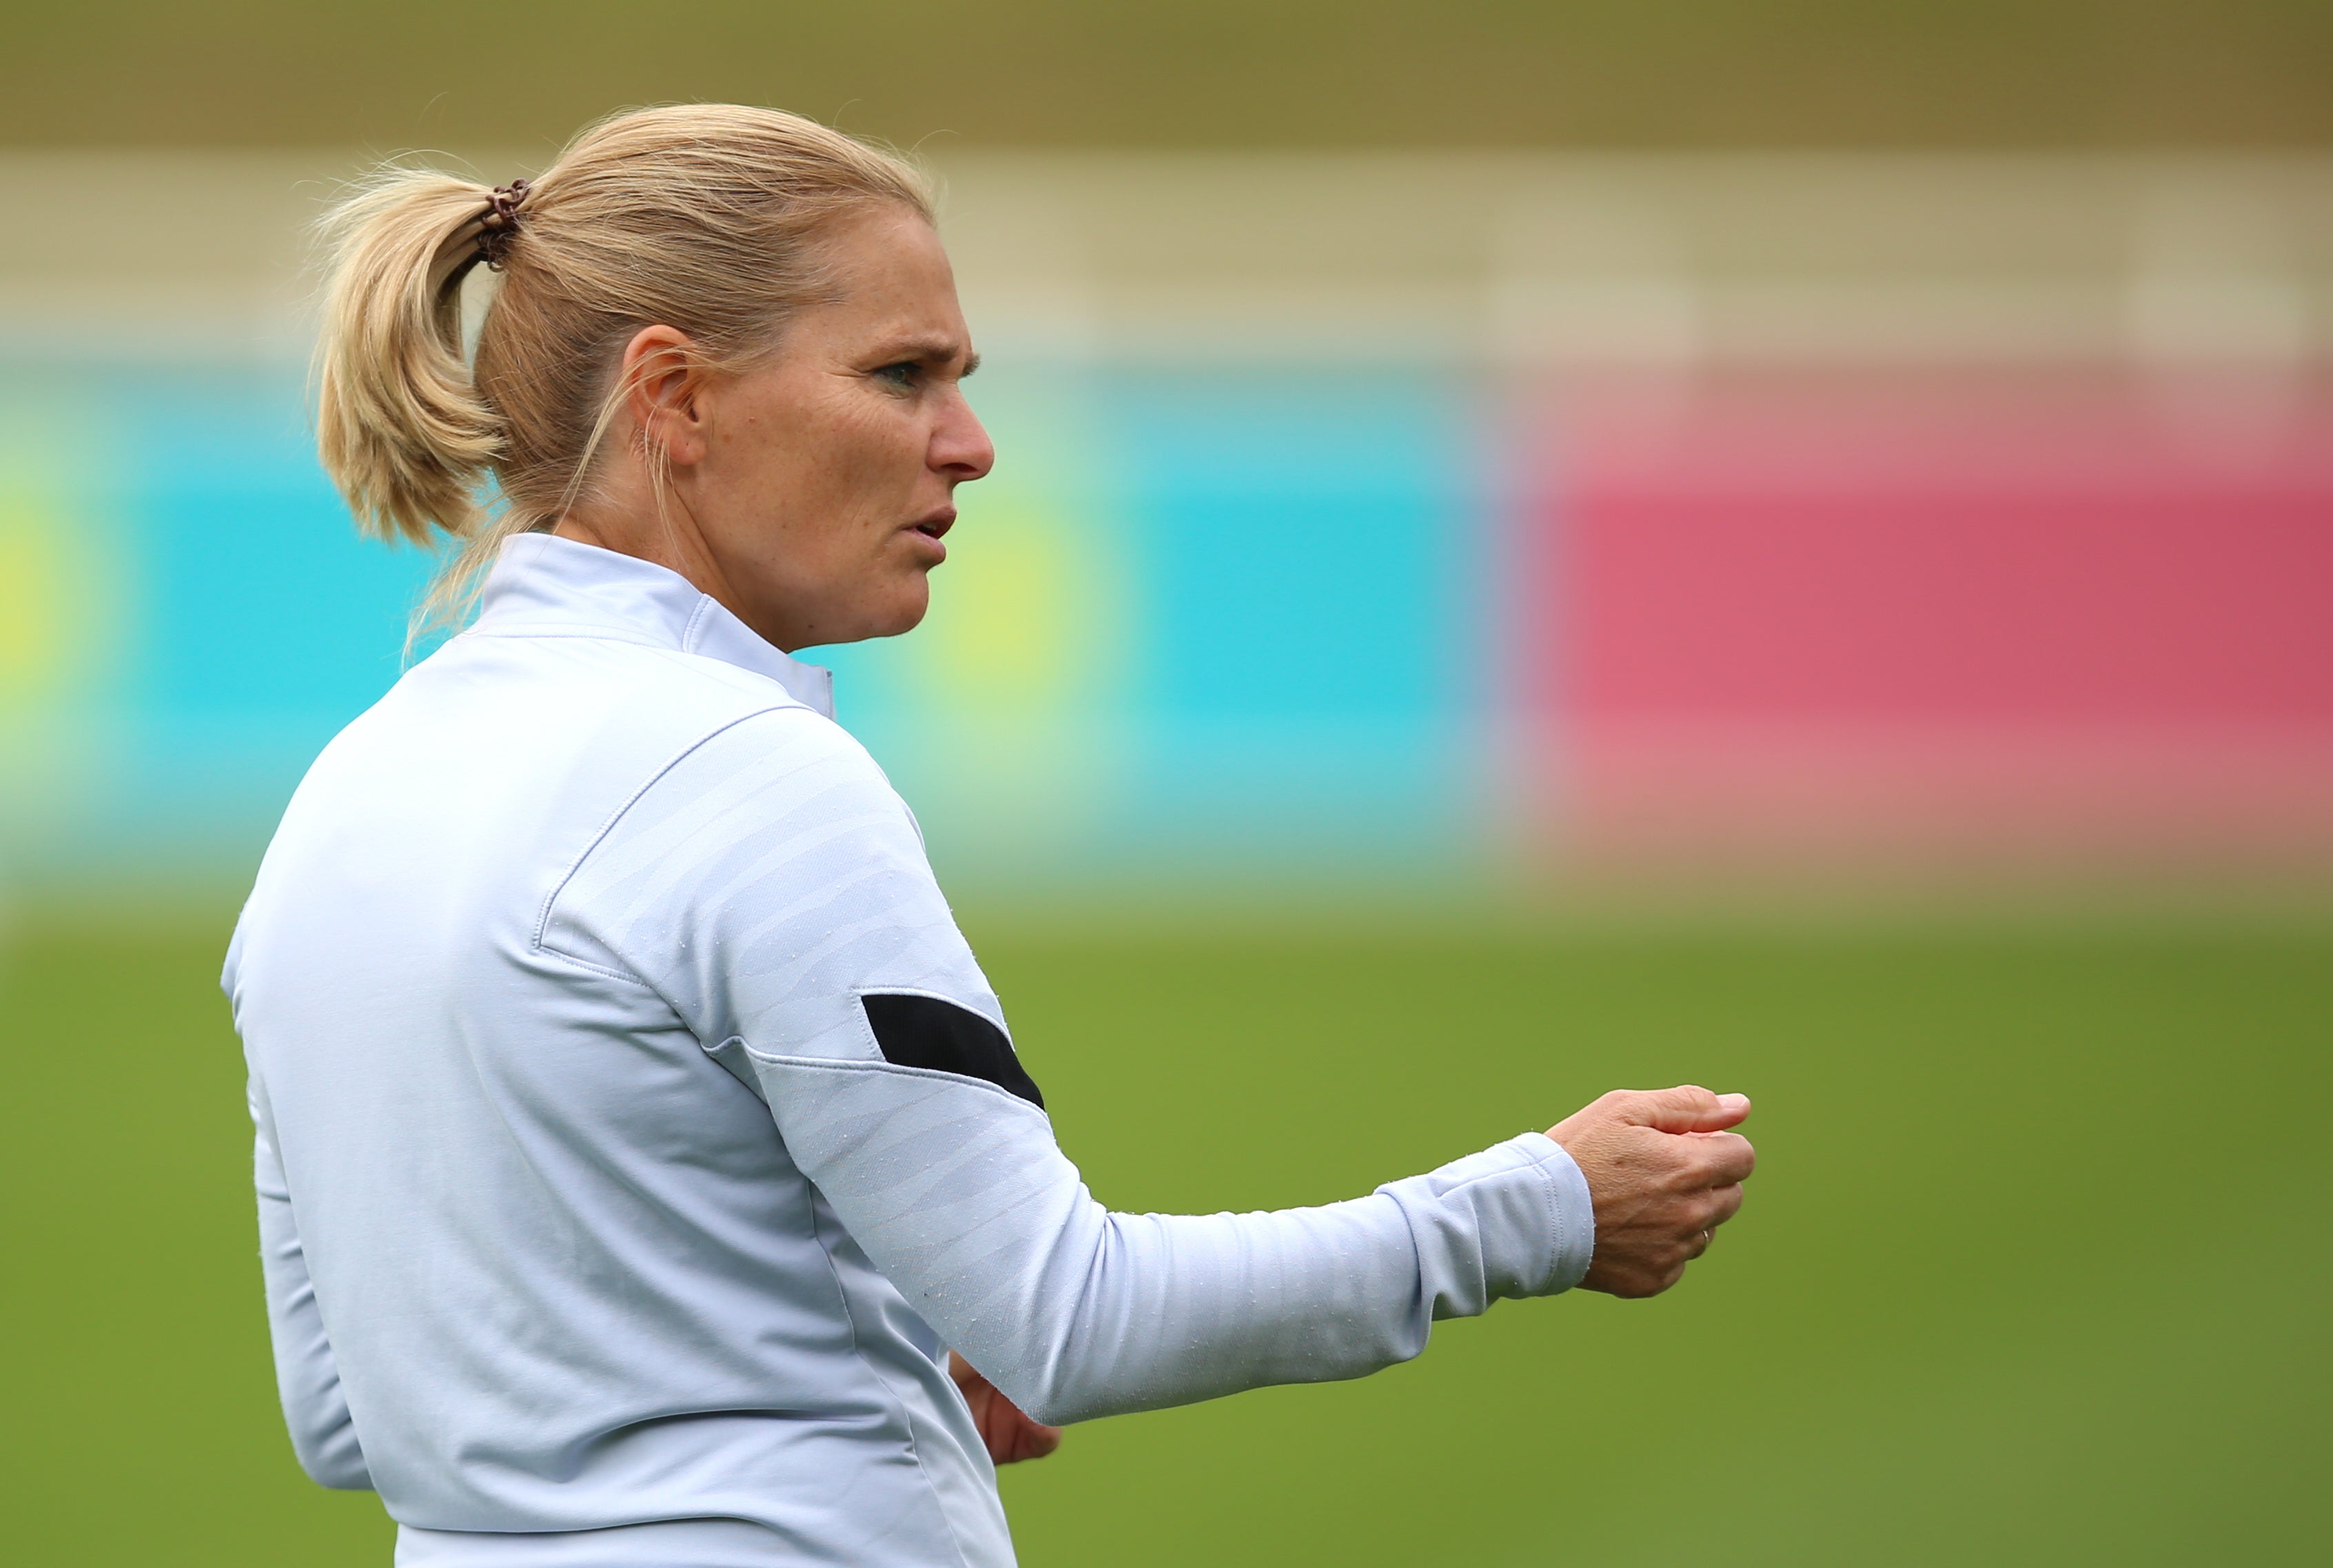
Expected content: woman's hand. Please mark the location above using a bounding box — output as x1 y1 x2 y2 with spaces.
948 1352 1063 1464
1548 1086 1756 1299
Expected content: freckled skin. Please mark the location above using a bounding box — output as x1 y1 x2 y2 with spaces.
556 205 995 652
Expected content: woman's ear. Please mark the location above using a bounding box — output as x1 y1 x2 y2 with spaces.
620 324 711 469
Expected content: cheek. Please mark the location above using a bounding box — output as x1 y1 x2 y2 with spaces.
838 425 933 549
725 387 928 571
713 409 818 524
844 408 931 498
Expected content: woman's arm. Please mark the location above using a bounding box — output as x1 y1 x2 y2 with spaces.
543 708 1594 1426
746 1045 1590 1425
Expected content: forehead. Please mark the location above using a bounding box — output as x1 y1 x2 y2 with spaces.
812 206 962 330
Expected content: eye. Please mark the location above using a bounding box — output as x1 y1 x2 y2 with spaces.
873 360 921 390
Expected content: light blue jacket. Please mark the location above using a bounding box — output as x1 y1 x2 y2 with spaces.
225 533 1595 1567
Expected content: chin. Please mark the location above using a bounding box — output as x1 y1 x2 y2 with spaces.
869 580 933 640
808 572 930 647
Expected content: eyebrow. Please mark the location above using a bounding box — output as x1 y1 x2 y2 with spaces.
886 336 979 376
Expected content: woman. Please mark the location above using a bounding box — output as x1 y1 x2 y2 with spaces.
227 105 1755 1567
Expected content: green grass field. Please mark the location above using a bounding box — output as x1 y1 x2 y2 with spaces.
4 898 2326 1565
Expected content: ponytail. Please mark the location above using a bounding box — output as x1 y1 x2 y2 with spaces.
313 170 506 549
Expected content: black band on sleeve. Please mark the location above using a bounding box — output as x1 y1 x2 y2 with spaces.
859 992 1046 1110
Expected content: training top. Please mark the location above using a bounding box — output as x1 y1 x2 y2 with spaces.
224 532 1597 1568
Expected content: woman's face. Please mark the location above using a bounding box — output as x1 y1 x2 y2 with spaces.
578 203 995 652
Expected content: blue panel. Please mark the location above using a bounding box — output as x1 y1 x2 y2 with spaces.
1099 367 1489 853
111 367 431 724
0 365 436 869
1111 369 1478 723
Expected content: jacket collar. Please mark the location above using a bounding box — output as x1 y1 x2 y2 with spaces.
469 531 837 719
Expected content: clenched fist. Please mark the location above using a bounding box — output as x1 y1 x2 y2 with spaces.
1549 1086 1755 1299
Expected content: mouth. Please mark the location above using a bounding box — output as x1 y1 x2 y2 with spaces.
905 509 952 564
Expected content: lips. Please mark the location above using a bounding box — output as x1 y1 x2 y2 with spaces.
906 510 953 563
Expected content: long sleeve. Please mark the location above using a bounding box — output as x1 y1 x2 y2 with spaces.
748 1057 1589 1424
250 1077 372 1490
542 708 1596 1427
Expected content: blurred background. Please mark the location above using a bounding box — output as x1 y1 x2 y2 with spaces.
2 3 2327 1564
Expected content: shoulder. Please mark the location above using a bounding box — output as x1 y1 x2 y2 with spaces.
637 701 915 880
641 687 901 822
548 700 924 937
540 699 950 1018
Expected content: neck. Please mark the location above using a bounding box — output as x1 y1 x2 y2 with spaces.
553 489 777 648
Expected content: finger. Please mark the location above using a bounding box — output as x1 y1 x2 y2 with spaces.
1620 1086 1751 1134
1702 1182 1746 1230
1677 1130 1756 1186
1003 1409 1062 1463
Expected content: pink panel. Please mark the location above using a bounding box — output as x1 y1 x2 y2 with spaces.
1511 368 2333 864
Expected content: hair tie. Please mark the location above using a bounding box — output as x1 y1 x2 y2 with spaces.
476 179 533 270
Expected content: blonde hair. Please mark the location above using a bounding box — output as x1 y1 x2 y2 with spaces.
312 104 933 631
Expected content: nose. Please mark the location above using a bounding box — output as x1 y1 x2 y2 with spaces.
932 389 995 483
